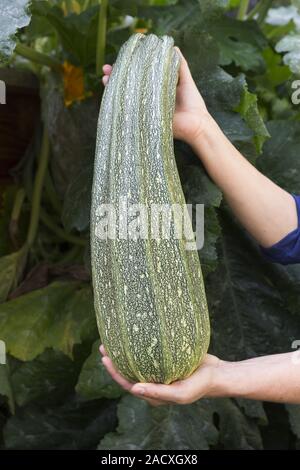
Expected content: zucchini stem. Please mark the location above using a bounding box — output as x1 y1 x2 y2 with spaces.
237 0 250 20
40 209 87 247
10 188 26 246
26 129 50 248
96 0 108 76
15 44 61 70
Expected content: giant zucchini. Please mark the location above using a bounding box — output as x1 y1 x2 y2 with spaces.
91 33 210 384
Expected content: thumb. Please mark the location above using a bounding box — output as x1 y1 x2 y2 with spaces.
174 47 193 86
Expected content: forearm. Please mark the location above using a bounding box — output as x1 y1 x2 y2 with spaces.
210 352 300 404
189 115 298 248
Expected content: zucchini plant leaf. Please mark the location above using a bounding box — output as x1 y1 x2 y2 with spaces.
214 398 263 449
208 17 267 73
10 349 81 408
62 164 93 233
257 121 300 194
0 0 31 64
99 394 263 450
3 396 117 450
137 0 200 35
99 395 218 450
76 340 124 400
32 1 99 67
0 282 97 361
236 87 270 154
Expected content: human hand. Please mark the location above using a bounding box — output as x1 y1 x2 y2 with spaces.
100 344 221 406
101 48 211 146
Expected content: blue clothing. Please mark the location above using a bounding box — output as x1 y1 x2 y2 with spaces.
260 194 300 265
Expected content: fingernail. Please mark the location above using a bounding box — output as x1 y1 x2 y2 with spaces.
135 387 145 396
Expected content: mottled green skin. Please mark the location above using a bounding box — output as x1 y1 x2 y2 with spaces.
90 34 210 384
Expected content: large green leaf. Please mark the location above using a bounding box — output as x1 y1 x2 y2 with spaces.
137 0 200 35
237 87 270 154
11 349 82 407
208 17 267 73
214 399 263 449
3 396 117 450
0 0 31 64
76 340 124 400
32 1 99 66
257 121 300 194
99 395 218 450
99 394 263 450
0 282 97 361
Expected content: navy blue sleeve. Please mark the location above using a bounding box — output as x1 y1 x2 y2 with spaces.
260 194 300 265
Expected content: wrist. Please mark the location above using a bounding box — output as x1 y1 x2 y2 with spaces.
207 359 244 399
185 113 218 148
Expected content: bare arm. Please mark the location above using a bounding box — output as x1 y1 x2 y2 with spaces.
172 49 298 248
189 116 297 248
211 352 300 403
101 346 300 405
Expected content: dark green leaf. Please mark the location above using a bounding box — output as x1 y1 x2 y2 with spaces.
257 120 300 194
76 340 124 400
4 396 117 449
62 163 93 232
137 0 200 35
0 282 97 361
11 349 81 407
215 398 263 449
99 395 218 450
236 87 270 154
32 2 99 66
208 17 267 73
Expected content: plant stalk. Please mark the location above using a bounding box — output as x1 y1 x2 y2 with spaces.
10 188 26 246
15 44 61 70
247 0 273 22
237 0 250 20
44 169 63 214
257 0 273 25
96 0 108 76
40 209 87 247
26 130 50 247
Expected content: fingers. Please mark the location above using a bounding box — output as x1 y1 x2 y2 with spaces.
101 354 134 392
99 344 107 356
102 64 112 86
99 345 193 406
103 64 112 74
131 382 184 404
174 46 193 86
